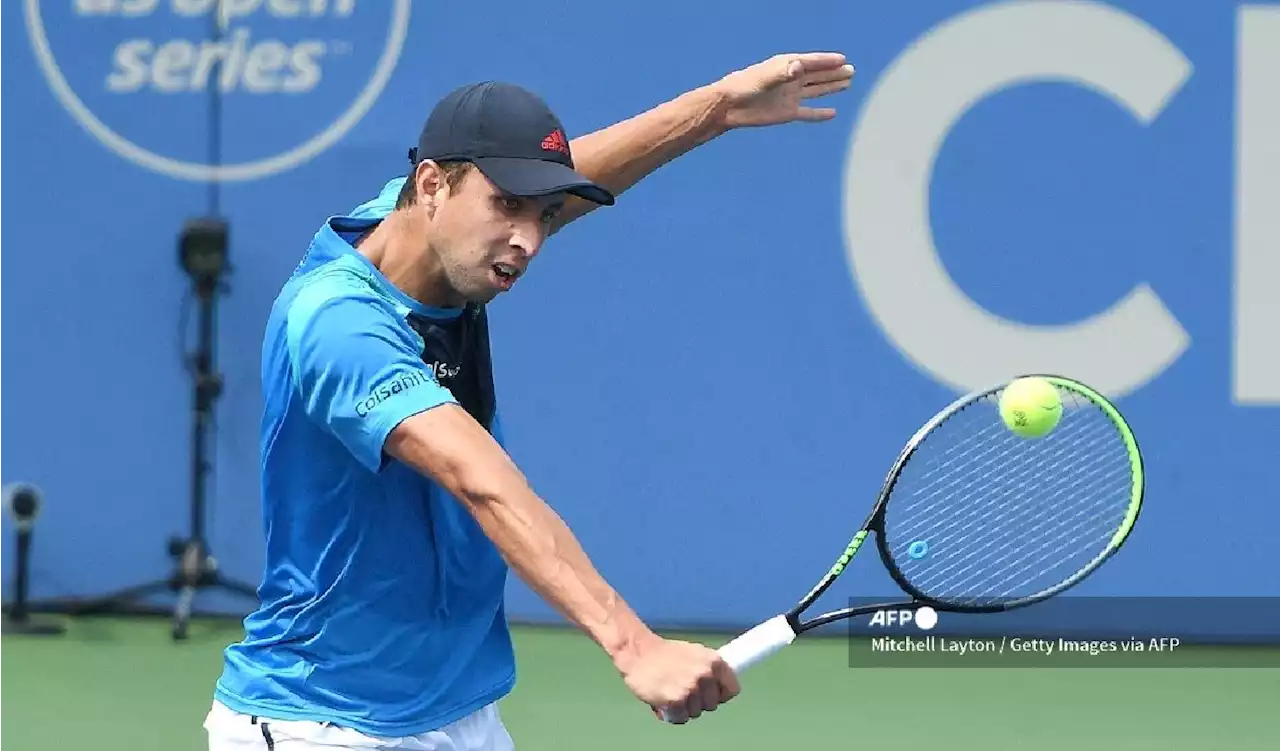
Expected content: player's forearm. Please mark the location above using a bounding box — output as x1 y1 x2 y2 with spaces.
554 84 731 230
386 407 655 663
466 475 654 660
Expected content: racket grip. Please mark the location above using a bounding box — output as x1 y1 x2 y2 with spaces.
659 614 795 724
717 614 797 673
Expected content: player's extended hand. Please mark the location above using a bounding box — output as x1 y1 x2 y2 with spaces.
710 52 855 128
615 636 740 723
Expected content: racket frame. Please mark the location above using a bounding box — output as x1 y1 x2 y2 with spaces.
660 375 1143 723
782 374 1145 635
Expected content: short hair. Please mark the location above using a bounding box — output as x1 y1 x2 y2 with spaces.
396 160 474 209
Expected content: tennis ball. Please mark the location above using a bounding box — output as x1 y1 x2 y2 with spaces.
998 377 1063 439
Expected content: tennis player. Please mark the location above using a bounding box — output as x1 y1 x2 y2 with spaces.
205 52 853 751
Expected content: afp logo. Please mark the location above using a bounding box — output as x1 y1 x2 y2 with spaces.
869 606 938 631
24 0 412 182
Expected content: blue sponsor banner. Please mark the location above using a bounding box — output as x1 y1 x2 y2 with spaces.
3 0 1277 629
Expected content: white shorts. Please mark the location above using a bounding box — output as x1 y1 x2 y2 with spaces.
204 700 515 751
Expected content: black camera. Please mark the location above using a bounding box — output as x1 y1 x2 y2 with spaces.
179 217 229 295
4 483 42 528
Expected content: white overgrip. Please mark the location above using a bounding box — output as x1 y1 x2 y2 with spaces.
660 614 796 723
717 614 797 673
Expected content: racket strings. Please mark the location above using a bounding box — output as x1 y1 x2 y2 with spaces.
887 395 1111 533
891 415 1116 553
933 460 1130 580
934 419 1132 598
890 422 1031 530
879 389 1136 606
888 405 1118 562
980 495 1135 600
921 420 1131 593
937 472 1133 603
912 464 1128 599
893 417 1124 560
903 466 1128 606
895 392 1107 515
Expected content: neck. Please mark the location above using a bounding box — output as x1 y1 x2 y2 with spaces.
355 213 463 309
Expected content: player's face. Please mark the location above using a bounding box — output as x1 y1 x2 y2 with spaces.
427 166 564 304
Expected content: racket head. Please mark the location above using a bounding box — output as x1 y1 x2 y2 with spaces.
869 375 1144 614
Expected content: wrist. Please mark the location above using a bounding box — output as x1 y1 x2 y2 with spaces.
684 82 734 143
602 617 662 674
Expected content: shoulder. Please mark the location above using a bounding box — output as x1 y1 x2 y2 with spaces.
348 177 408 219
282 257 414 350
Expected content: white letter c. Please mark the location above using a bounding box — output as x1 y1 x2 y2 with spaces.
843 0 1192 397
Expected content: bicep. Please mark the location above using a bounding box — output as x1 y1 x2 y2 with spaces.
287 291 457 472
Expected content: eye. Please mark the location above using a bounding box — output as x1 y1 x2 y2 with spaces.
500 197 522 212
541 206 562 224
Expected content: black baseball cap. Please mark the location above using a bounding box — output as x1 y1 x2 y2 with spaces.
408 82 615 206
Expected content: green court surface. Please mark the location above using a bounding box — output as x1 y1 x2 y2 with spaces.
2 616 1276 750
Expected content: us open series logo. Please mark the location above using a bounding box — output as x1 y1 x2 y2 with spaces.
24 0 412 182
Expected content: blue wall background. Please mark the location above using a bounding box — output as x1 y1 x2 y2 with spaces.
3 0 1277 635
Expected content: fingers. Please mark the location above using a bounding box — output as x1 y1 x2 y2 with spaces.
787 51 849 70
640 642 743 725
803 78 853 100
685 654 737 720
795 106 838 122
780 58 805 83
804 63 856 87
672 673 720 723
770 52 849 82
685 691 705 721
713 658 741 703
698 674 721 714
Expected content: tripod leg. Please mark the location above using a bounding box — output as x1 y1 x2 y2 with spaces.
2 618 67 636
173 583 195 640
214 574 260 599
171 537 209 641
70 580 176 616
3 527 66 636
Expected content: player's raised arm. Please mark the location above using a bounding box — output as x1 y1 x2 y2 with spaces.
553 52 855 231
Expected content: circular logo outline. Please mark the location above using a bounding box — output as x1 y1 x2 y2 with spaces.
24 0 412 183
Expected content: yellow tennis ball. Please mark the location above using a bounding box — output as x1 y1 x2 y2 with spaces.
999 377 1063 439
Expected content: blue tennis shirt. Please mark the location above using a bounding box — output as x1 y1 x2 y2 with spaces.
215 178 516 736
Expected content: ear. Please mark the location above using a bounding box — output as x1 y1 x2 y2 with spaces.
415 160 450 203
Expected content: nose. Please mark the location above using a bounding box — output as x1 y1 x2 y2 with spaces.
509 224 545 259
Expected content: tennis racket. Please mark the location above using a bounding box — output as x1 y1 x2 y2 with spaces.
665 374 1143 720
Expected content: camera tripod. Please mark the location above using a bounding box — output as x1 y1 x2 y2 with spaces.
72 219 259 640
3 484 67 636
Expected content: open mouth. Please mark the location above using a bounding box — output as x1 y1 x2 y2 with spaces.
492 262 520 288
